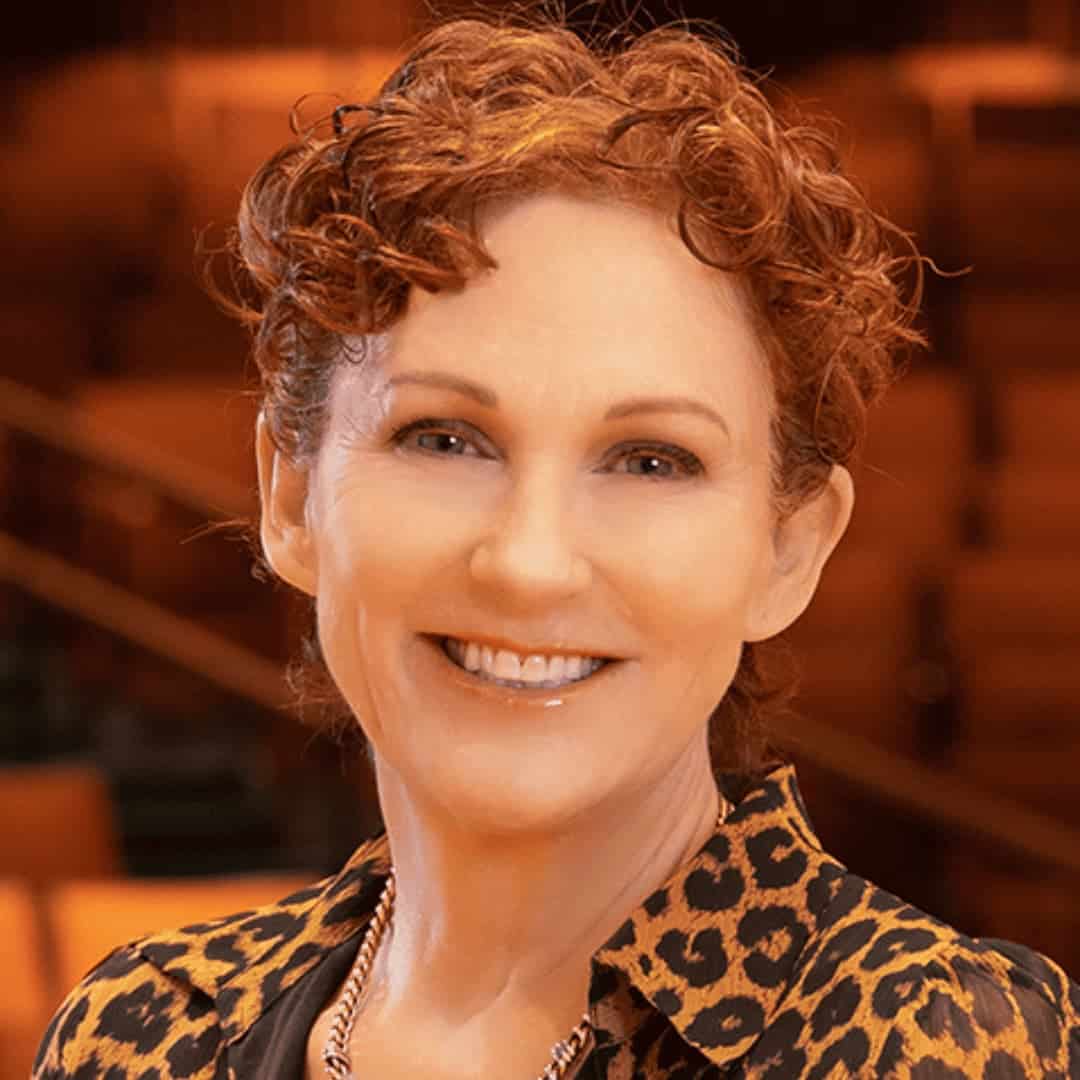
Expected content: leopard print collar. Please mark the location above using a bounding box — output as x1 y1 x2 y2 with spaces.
588 765 837 1069
135 764 847 1067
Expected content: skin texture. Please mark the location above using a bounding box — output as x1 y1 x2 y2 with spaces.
258 192 853 1076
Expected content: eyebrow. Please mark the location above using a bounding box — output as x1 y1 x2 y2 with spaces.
385 371 732 436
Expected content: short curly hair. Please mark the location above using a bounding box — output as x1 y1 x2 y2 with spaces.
224 10 923 783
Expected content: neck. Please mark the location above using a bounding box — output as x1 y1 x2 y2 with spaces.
365 737 721 1035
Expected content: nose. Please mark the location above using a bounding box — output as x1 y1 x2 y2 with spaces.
468 463 592 607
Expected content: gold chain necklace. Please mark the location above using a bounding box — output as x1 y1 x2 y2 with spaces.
322 803 728 1080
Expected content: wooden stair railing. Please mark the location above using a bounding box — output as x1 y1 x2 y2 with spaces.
0 530 287 713
0 376 251 520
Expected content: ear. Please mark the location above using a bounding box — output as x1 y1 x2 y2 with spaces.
744 465 854 642
255 411 318 596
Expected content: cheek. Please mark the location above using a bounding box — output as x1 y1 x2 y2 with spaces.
306 462 499 718
307 478 418 717
614 490 772 721
619 490 773 645
313 463 459 587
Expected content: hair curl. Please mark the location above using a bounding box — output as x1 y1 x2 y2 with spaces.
222 10 924 785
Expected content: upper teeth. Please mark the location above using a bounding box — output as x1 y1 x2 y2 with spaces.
443 637 606 685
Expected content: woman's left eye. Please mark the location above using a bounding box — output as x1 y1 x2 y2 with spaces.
612 444 703 479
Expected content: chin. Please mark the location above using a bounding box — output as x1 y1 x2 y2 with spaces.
377 744 622 836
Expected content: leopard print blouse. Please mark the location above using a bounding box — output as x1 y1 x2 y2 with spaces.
34 765 1080 1078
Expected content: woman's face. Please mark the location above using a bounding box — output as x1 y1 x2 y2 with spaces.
261 192 848 832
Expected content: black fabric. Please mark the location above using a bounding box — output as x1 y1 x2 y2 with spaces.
228 935 361 1078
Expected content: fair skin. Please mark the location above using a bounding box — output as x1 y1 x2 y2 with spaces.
259 193 853 1078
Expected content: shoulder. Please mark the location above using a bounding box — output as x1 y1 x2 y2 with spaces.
32 941 223 1079
756 875 1080 1079
32 849 390 1080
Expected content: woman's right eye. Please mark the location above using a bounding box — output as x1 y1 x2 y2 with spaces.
414 431 473 455
390 418 484 457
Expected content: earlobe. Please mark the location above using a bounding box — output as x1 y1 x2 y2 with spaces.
254 412 318 597
745 464 854 642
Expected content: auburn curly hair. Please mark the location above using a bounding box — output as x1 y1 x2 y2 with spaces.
223 10 923 785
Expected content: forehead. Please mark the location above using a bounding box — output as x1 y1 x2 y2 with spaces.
347 193 772 431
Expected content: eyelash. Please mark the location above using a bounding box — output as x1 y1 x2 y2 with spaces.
388 418 704 479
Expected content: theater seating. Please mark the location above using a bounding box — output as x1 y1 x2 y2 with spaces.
845 370 975 567
0 762 122 886
0 879 50 1080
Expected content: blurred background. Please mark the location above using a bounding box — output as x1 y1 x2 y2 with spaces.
2 0 1079 1072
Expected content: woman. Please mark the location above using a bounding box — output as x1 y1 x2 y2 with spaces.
35 13 1079 1079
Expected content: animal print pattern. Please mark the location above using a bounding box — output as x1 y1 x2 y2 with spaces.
34 765 1080 1078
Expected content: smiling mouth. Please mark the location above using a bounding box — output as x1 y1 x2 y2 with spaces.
426 635 617 691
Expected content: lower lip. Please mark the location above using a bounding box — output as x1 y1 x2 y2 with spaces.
419 635 622 704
